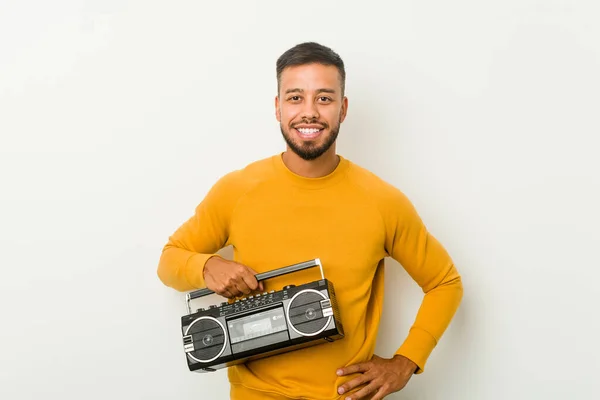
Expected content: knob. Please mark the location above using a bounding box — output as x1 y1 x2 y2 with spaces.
284 285 296 290
269 290 275 294
220 302 228 307
196 307 205 312
209 305 218 309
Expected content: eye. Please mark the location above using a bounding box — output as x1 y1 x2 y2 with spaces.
318 96 332 103
288 96 301 102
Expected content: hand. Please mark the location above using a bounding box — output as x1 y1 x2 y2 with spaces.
203 257 263 298
336 354 417 399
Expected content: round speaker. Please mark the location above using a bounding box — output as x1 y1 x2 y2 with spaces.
286 289 332 337
184 316 227 363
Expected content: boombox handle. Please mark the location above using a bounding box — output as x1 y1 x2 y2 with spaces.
185 258 324 314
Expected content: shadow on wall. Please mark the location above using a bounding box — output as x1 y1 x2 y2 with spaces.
376 257 469 398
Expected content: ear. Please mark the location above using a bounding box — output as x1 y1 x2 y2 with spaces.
275 95 281 122
339 96 348 123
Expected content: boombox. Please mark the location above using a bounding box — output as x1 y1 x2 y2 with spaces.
181 258 344 372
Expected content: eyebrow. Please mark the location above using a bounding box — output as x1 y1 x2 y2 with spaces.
284 88 337 94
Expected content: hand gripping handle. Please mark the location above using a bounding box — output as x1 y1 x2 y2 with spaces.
185 258 324 315
187 258 324 301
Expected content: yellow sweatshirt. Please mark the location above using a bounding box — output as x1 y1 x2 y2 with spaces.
157 153 463 399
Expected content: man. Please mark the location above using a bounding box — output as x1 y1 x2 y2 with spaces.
157 42 463 400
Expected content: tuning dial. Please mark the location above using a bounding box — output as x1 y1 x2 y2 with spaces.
284 285 296 290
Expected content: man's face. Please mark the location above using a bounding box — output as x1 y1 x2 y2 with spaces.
276 63 348 161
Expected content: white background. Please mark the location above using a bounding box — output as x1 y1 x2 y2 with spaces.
1 1 599 399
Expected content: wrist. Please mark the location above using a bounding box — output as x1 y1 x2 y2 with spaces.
203 254 222 279
392 354 418 374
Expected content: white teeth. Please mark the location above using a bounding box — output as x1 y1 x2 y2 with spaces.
297 128 320 134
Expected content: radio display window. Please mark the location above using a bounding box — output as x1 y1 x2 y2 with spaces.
228 307 287 344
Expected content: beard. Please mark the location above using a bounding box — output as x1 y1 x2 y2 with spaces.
280 118 340 161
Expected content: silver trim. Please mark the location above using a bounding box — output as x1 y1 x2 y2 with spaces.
184 316 227 364
285 289 332 337
183 334 195 352
315 258 325 280
320 299 333 317
185 293 192 315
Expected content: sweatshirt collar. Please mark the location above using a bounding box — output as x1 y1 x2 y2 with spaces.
273 152 350 189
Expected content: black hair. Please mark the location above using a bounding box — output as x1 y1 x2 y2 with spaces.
276 42 346 96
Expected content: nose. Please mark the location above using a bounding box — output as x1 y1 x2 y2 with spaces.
301 100 319 120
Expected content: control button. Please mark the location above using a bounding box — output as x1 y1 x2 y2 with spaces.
263 292 268 295
197 307 205 312
220 302 228 307
249 296 254 299
269 290 275 294
255 293 261 297
241 298 247 301
235 299 240 302
284 285 296 290
209 305 218 309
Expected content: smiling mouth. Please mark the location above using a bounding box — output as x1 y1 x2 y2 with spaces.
294 127 324 139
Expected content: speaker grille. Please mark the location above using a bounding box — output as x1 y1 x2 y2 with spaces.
184 317 226 363
287 290 331 336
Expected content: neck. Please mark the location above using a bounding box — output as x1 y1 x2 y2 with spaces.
281 147 339 178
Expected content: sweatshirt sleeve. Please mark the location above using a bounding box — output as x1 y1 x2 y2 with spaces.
157 172 242 292
381 186 463 374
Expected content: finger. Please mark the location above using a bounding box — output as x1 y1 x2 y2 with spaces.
222 274 245 297
251 270 264 292
240 266 261 292
337 374 371 396
345 382 380 400
233 279 252 296
218 287 235 299
370 387 391 400
220 280 241 298
337 362 370 376
229 284 244 298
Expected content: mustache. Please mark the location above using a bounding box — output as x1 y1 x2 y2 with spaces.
291 119 328 129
